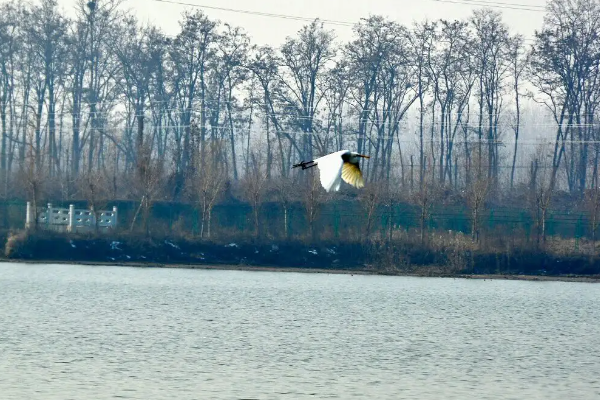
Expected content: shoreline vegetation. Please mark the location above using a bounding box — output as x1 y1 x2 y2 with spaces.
3 230 599 283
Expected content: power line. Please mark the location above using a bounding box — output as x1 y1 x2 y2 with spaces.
14 121 600 147
440 0 545 10
429 0 546 12
0 98 557 118
0 97 560 120
145 0 541 47
147 0 547 34
8 110 600 137
445 0 545 9
148 0 355 27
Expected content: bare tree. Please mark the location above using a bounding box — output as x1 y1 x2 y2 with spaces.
129 143 164 236
584 186 600 251
345 16 391 158
466 177 489 243
427 19 475 185
0 1 24 196
321 61 350 155
303 173 326 242
19 130 47 230
76 0 123 173
367 23 418 181
248 45 301 174
412 156 438 244
470 9 511 184
213 24 251 180
279 20 336 162
271 175 296 239
65 13 87 178
187 141 227 238
507 34 528 189
169 10 218 191
458 142 492 243
114 19 160 168
77 168 110 231
530 0 600 193
358 180 386 240
240 150 268 238
24 0 69 177
528 146 554 246
410 21 435 186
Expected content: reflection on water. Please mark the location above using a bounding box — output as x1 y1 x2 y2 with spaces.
1 263 599 399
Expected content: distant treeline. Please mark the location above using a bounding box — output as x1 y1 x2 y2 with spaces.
3 0 600 265
2 0 600 215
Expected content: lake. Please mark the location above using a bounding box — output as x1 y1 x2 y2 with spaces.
1 262 599 399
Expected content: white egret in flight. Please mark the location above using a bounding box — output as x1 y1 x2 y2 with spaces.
293 150 371 192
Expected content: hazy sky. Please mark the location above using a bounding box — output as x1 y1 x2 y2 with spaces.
50 0 548 46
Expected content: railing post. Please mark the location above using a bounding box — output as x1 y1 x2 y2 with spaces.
47 203 52 230
112 206 118 229
68 204 75 233
90 205 95 230
25 201 31 229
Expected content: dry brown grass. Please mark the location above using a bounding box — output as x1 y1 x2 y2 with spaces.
4 230 29 258
544 236 598 256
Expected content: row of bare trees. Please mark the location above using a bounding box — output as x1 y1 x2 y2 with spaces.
2 0 600 242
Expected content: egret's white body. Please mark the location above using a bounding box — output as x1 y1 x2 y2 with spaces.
293 150 370 192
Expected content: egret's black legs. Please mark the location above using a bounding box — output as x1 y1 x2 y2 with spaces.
292 160 316 170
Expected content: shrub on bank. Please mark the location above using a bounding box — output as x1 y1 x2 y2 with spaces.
3 229 600 277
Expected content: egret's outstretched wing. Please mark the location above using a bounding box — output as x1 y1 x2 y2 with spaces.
316 153 344 192
341 161 365 188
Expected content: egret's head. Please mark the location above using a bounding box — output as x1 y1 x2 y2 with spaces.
349 152 370 160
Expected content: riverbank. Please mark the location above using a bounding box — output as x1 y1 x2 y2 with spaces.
3 258 600 283
3 230 600 282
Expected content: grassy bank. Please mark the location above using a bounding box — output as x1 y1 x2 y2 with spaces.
3 230 600 281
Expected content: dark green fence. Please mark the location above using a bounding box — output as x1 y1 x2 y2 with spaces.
4 199 595 241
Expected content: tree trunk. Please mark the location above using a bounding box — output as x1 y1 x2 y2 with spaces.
283 205 289 239
207 209 212 238
420 207 426 244
472 205 479 242
226 99 238 180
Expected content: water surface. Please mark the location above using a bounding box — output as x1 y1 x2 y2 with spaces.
1 263 599 399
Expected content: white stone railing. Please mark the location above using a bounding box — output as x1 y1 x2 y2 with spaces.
25 202 118 232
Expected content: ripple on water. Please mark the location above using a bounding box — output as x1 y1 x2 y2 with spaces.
0 263 599 400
